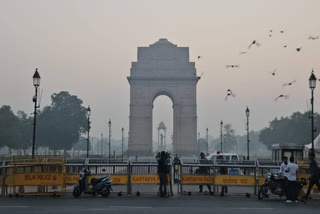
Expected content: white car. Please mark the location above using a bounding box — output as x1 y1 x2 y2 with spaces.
206 153 240 163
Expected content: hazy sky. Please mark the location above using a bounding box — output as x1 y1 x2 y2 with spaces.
1 0 320 143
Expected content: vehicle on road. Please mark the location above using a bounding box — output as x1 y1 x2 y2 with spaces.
258 172 307 200
72 166 113 198
207 153 240 163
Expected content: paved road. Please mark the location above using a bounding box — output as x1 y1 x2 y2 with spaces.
0 195 319 214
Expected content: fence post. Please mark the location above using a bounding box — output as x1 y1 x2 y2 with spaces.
127 162 131 194
1 161 6 197
254 161 257 196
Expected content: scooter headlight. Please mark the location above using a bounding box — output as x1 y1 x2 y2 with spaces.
266 173 272 179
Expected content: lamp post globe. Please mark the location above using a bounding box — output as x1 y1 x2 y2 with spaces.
309 70 317 90
246 106 250 118
33 68 41 87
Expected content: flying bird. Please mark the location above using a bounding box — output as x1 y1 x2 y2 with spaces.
226 65 239 68
240 51 247 55
248 40 261 49
296 47 302 52
284 45 287 48
197 56 202 60
269 69 277 76
225 89 236 101
308 36 319 40
280 31 284 33
283 80 296 87
274 94 289 102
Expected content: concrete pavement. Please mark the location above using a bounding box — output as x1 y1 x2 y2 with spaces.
0 194 319 214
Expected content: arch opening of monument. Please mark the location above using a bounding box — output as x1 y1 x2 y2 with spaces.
153 94 174 153
127 38 200 156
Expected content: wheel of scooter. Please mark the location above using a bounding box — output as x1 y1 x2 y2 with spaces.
72 187 82 198
102 189 110 198
136 191 140 197
258 184 268 200
187 192 192 196
118 192 122 197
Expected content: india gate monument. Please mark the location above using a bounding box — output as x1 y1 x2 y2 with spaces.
127 39 200 155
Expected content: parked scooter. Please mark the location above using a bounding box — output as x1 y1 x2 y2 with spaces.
258 172 307 200
73 166 113 198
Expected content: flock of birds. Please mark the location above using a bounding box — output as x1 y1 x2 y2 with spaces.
197 30 319 102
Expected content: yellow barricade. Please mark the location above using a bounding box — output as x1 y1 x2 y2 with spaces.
64 175 127 185
181 175 213 184
131 175 160 184
6 173 64 186
215 175 255 186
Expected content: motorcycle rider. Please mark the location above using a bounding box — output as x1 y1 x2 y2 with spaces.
279 156 288 177
279 156 289 198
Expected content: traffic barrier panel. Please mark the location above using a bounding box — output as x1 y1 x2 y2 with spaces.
6 155 66 196
130 162 173 196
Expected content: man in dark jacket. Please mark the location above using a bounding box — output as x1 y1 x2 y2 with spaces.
304 152 320 201
158 151 169 197
198 152 212 194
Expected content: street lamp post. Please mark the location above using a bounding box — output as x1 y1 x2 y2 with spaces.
121 128 124 159
220 121 223 153
86 106 91 158
246 106 250 160
198 132 200 154
309 70 317 153
108 119 111 161
32 68 40 159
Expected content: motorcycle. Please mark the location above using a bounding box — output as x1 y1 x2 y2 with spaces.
258 172 307 200
73 167 113 198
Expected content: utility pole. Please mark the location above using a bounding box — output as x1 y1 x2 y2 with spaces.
121 128 124 159
108 119 111 161
220 121 223 153
246 107 250 160
100 133 103 156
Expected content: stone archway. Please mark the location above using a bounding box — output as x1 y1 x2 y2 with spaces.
127 38 200 155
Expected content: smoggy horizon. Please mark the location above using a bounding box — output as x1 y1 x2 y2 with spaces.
1 0 320 142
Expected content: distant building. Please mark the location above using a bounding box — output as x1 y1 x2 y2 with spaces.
272 143 304 161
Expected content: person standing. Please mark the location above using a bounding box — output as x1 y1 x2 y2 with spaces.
158 151 169 197
285 156 299 203
198 152 212 194
218 155 228 196
303 152 320 201
279 156 288 177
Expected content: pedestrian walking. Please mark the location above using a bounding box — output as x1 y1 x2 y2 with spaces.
303 152 320 201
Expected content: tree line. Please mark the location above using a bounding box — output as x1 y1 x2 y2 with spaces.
1 91 319 156
0 91 88 155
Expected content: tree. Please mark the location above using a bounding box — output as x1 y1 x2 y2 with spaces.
0 106 32 155
37 91 88 152
259 111 320 150
223 124 237 153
